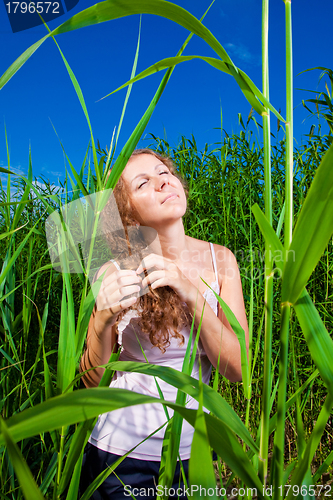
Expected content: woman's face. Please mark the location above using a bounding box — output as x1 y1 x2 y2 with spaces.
122 154 187 229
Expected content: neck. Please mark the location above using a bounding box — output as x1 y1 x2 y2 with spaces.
146 219 189 261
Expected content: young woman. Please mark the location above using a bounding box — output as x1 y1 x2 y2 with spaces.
79 149 249 499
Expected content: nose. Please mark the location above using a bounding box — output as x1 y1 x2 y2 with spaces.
155 175 167 191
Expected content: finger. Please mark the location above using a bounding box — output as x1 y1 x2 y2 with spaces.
109 295 139 314
118 284 142 299
136 254 158 274
103 274 142 298
136 254 168 274
100 293 138 313
150 278 167 290
141 270 167 288
103 269 139 287
102 283 141 309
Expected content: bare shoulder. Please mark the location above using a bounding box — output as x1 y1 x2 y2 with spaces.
212 243 238 266
211 244 240 285
185 235 208 249
186 236 235 259
185 236 239 281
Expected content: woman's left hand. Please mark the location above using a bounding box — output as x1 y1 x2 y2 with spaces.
136 253 196 303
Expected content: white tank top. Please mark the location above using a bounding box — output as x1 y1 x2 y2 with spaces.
89 242 220 460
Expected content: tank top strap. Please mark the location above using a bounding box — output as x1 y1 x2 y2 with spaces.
209 242 219 283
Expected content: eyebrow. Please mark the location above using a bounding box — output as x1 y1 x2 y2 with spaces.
130 163 165 185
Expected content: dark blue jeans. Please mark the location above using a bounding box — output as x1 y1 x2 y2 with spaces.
79 442 190 500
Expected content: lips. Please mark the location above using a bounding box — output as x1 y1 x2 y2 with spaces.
162 193 177 204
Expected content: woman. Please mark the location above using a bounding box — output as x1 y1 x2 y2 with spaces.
79 149 249 499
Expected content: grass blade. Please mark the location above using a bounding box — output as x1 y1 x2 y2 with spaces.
189 362 218 499
0 387 264 496
0 417 45 500
113 16 142 151
103 55 284 121
202 280 250 399
293 289 333 399
287 393 333 499
107 360 257 452
282 142 333 303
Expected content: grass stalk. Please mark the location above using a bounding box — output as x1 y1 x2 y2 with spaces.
284 0 294 246
259 0 273 486
273 303 291 498
56 425 66 495
273 2 294 496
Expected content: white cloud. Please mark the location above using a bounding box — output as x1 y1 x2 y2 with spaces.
0 167 61 203
0 166 25 198
0 164 25 175
225 42 260 66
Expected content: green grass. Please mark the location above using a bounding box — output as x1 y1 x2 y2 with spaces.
1 124 332 498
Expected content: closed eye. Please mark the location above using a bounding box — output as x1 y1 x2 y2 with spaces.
138 171 169 189
138 180 147 189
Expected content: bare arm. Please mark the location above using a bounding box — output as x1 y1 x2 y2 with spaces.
186 245 249 382
80 306 118 387
79 262 142 388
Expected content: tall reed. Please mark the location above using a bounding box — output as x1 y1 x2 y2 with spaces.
259 0 273 487
273 1 294 497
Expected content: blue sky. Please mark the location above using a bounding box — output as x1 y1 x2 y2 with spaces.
0 0 332 184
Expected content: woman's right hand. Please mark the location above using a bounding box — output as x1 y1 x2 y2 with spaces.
80 263 142 387
95 265 142 326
